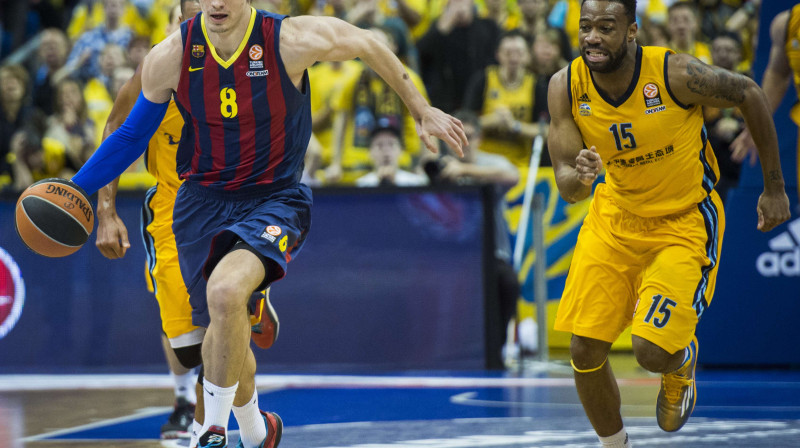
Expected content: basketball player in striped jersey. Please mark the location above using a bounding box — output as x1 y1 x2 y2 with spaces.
70 1 467 447
547 1 790 447
95 1 276 444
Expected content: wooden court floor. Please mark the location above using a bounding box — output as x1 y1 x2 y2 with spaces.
5 353 800 448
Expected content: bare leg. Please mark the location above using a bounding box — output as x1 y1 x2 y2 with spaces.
570 334 622 437
203 249 265 387
631 335 685 373
198 249 265 441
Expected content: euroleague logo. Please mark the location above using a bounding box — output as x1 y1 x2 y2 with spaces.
0 247 25 340
249 44 263 61
643 82 659 99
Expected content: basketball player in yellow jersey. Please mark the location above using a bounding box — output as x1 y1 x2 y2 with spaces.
731 5 800 194
94 1 277 444
547 1 790 446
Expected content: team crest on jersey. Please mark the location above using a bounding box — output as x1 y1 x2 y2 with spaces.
643 82 663 108
192 44 205 58
579 102 591 116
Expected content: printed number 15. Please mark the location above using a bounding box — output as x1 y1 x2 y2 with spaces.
609 123 636 151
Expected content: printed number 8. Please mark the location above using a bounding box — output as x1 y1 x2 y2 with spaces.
220 88 238 118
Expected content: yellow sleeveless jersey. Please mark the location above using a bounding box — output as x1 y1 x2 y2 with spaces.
145 100 183 194
569 46 719 217
785 4 800 126
480 66 536 167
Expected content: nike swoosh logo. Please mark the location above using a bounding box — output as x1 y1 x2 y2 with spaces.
189 66 203 72
204 387 214 396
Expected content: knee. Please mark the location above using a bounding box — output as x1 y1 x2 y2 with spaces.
632 336 672 372
206 280 247 317
570 335 610 370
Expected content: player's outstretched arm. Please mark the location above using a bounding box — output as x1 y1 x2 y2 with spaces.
96 67 144 259
731 10 793 165
547 67 600 203
279 15 467 156
71 33 181 196
668 52 791 231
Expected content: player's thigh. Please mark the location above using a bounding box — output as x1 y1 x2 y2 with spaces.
556 224 641 344
634 195 724 353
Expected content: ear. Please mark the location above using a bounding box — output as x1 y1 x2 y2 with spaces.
628 21 638 42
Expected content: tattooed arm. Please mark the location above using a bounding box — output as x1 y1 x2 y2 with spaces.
668 53 790 231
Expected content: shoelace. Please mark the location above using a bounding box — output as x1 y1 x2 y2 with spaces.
662 372 693 403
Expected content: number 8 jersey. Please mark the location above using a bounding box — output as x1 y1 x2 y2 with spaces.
568 45 720 217
175 8 311 193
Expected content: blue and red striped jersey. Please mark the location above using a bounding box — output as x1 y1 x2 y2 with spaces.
175 8 311 193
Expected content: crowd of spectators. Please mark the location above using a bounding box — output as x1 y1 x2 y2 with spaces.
0 0 760 193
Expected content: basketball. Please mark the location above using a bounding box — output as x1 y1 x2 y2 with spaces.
15 178 94 258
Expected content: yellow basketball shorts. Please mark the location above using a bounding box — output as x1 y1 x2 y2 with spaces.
554 184 725 354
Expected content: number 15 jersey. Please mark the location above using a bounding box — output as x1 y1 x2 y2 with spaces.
568 45 719 217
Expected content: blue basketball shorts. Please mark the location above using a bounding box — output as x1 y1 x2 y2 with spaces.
172 181 312 328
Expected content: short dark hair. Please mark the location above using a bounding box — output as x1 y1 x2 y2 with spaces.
582 0 637 25
667 1 698 19
713 30 742 49
496 29 530 51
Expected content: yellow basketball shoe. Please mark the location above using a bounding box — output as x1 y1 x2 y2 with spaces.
657 335 698 432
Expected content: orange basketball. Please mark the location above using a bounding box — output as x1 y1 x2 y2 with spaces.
14 178 94 257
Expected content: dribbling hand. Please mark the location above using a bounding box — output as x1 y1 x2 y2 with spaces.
576 146 602 186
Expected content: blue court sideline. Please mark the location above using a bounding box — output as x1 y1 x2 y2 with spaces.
20 369 800 448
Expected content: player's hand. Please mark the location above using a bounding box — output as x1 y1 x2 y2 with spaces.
96 210 130 259
575 146 602 186
730 128 758 166
756 190 791 232
417 107 467 157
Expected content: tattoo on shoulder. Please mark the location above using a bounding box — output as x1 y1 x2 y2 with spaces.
685 60 747 103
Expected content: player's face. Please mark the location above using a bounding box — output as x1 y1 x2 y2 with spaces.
201 0 249 34
578 1 635 74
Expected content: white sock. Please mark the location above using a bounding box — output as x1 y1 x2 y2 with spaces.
232 389 266 448
599 427 631 447
199 379 237 440
190 420 202 447
173 369 198 404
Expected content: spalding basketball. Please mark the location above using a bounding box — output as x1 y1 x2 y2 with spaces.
15 178 94 257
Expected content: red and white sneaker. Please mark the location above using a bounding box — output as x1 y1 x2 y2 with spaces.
251 288 279 349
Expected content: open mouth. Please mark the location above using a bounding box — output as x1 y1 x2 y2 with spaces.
585 48 608 63
209 13 228 22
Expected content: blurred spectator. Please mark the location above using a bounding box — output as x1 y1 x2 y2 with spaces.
356 119 428 187
30 28 72 116
424 110 519 368
67 0 149 42
346 0 419 72
547 0 580 55
127 34 151 69
83 43 127 148
463 30 547 169
517 0 571 62
0 65 36 189
64 0 134 82
44 78 96 171
666 1 711 64
308 59 362 179
477 0 521 31
328 28 427 184
417 0 499 113
530 28 569 80
697 0 738 42
704 31 746 203
640 20 670 47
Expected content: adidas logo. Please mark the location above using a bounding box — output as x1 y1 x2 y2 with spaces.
757 218 800 276
578 93 591 102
